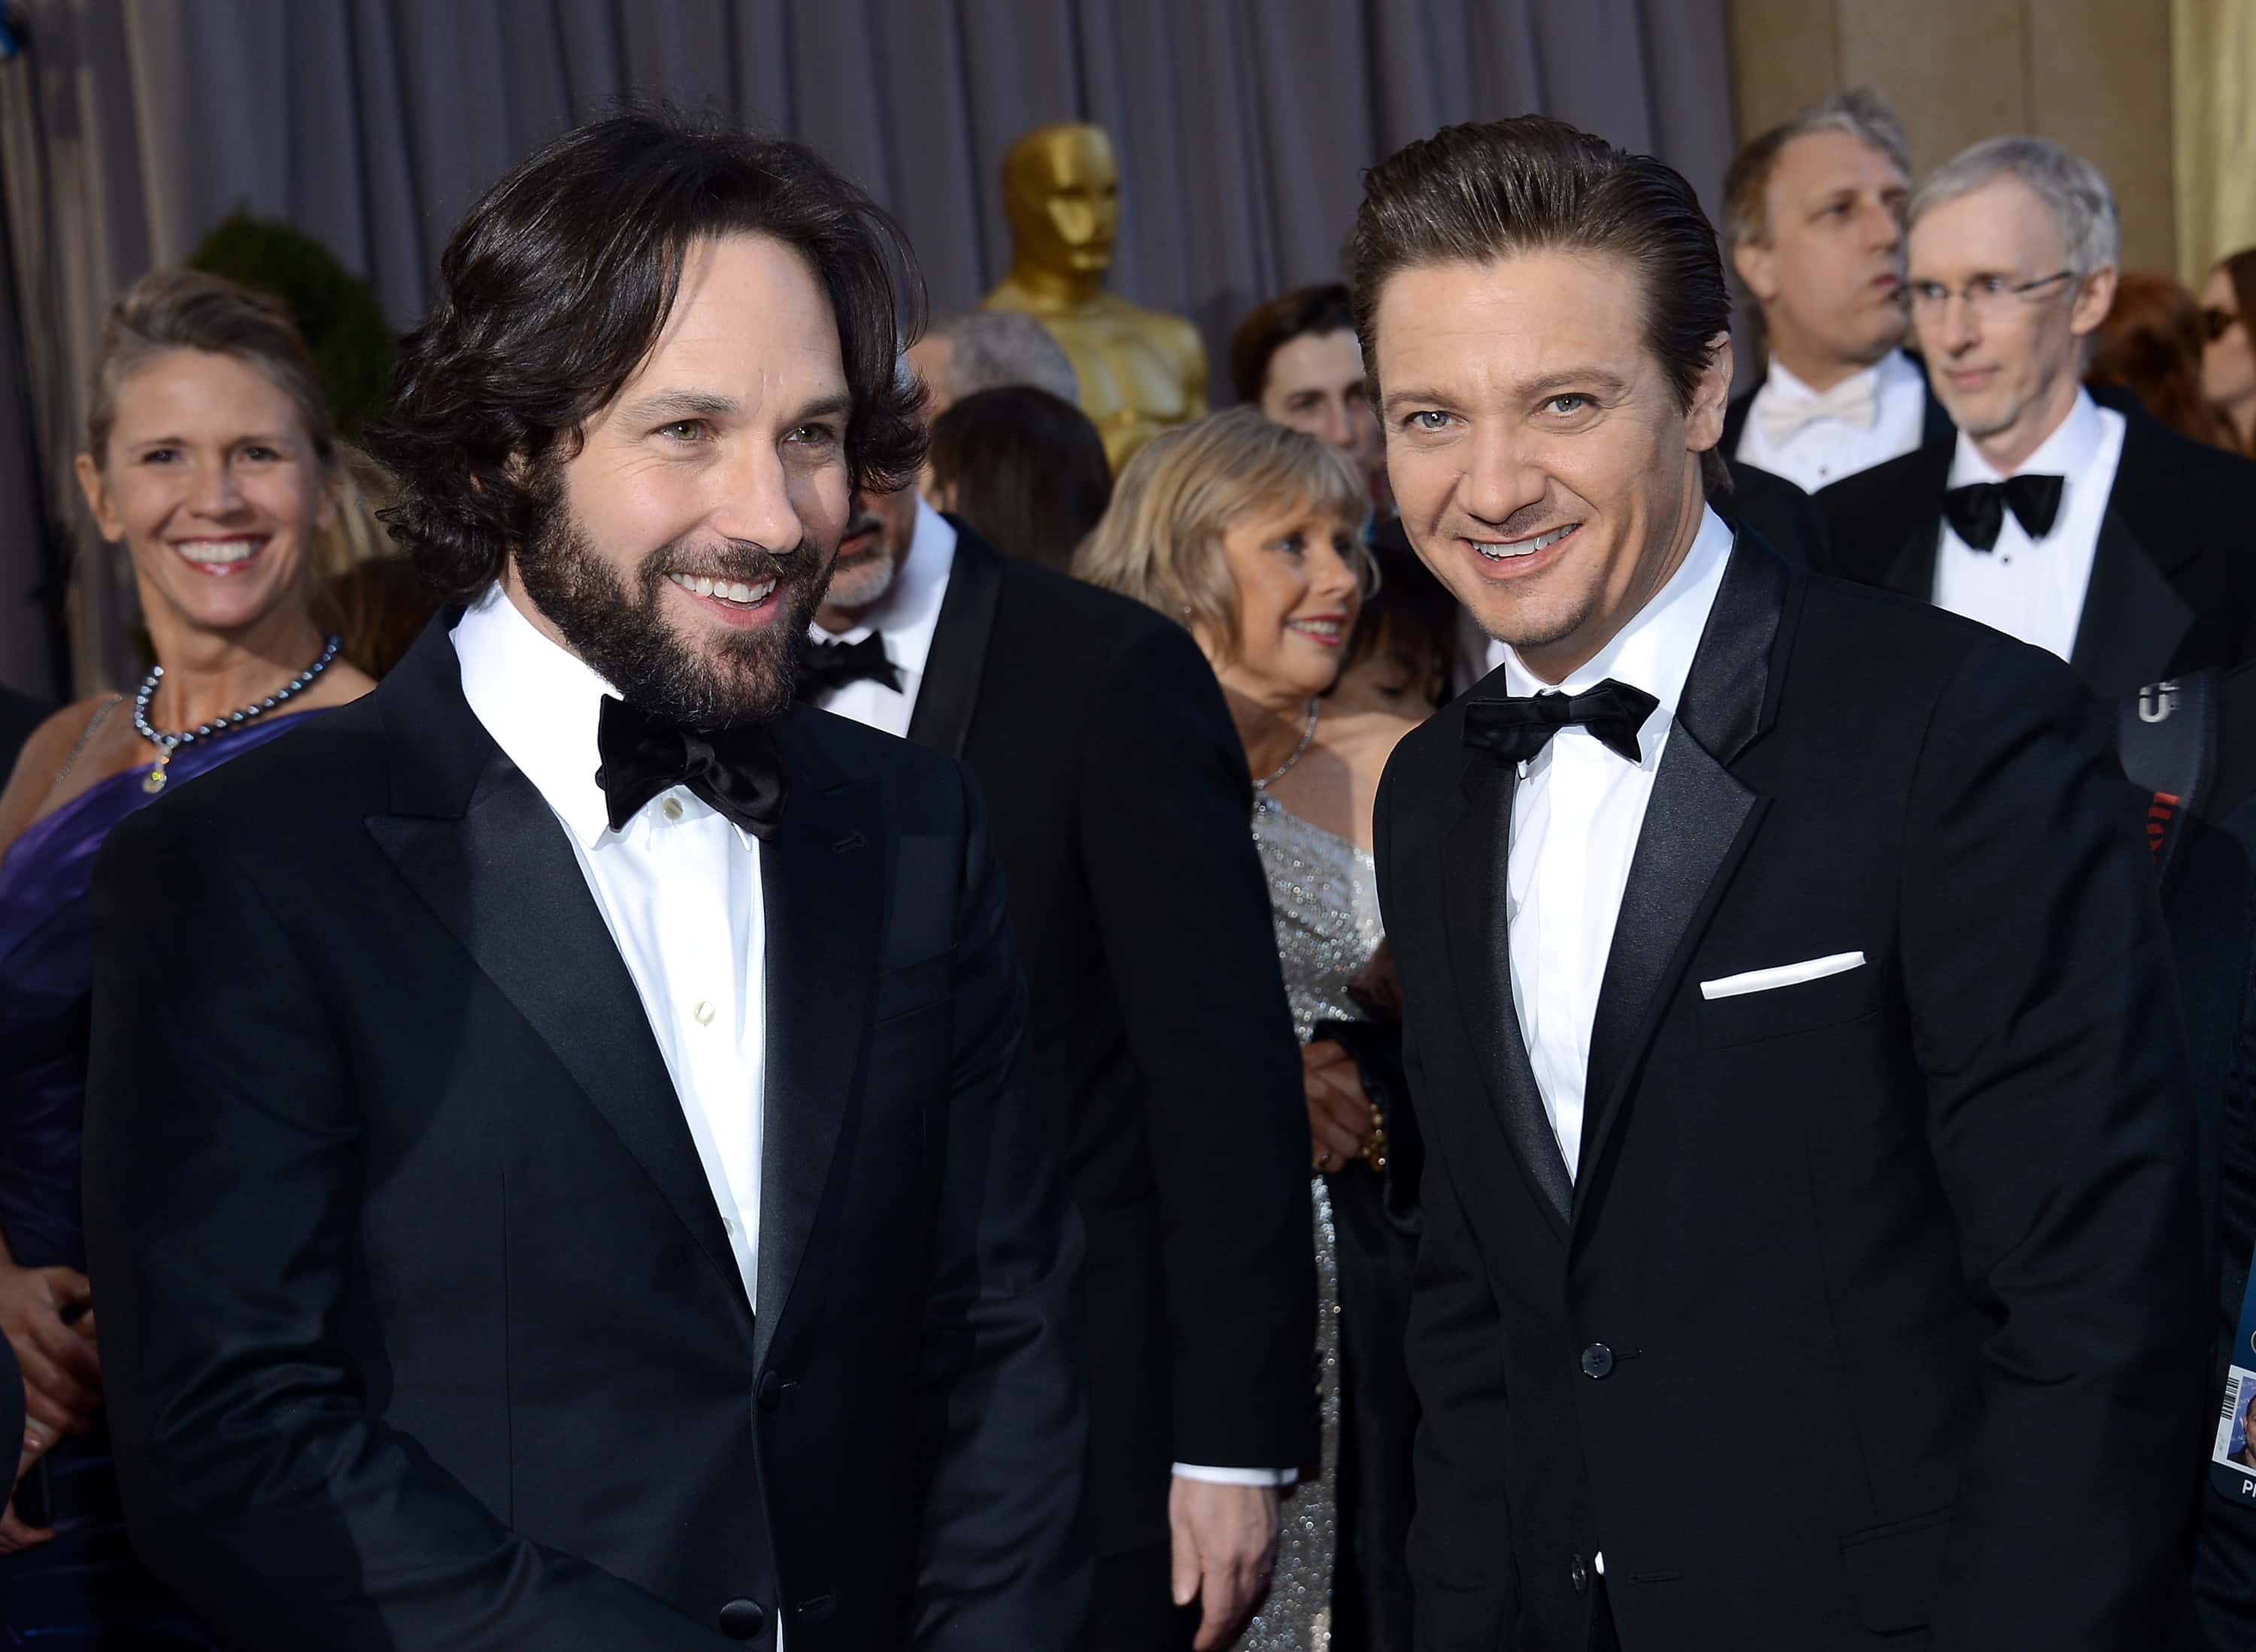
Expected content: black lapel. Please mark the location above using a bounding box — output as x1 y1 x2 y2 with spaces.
1441 737 1574 1232
363 620 754 1331
1573 538 1795 1223
751 708 884 1372
904 518 1005 759
1878 440 1953 600
2069 411 2197 698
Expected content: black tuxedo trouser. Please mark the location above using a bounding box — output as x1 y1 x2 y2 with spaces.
1083 1542 1196 1652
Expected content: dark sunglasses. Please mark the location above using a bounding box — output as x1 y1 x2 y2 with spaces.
2205 306 2242 343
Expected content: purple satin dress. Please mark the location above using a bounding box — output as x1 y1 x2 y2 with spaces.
0 713 320 1647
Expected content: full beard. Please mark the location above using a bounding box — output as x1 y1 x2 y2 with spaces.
514 473 832 729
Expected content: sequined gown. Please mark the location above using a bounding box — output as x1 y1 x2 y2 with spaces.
1239 790 1387 1652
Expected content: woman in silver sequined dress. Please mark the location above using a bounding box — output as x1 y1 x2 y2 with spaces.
1080 409 1424 1651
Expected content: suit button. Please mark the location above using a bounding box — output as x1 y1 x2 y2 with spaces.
1579 1343 1614 1379
718 1597 768 1640
757 1370 784 1413
1570 1554 1589 1596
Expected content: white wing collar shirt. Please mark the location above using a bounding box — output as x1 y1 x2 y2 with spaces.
807 499 957 735
1496 506 1735 1179
1735 350 1928 495
452 585 769 1307
1932 386 2123 664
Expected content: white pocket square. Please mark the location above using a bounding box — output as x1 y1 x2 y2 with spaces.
1700 951 1866 1001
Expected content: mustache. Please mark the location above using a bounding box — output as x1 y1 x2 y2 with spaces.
641 535 812 586
838 511 884 543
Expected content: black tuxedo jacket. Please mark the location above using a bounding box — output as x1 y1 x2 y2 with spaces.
1815 392 2256 697
1715 459 1831 572
905 523 1314 1553
80 620 1089 1651
1721 350 1955 467
1376 538 2206 1650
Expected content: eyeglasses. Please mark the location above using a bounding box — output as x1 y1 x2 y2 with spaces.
2204 306 2242 343
1907 268 2077 321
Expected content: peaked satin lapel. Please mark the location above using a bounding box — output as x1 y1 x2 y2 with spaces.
753 712 883 1371
1442 750 1573 1231
905 520 1005 760
1575 540 1794 1223
368 747 754 1332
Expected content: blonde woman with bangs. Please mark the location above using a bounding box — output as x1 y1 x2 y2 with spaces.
1078 405 1420 1651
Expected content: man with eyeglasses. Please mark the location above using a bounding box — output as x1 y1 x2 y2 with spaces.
1820 136 2256 696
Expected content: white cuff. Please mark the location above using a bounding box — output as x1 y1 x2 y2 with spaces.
1171 1463 1299 1487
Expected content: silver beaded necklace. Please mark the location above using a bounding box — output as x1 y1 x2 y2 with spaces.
133 632 343 794
1254 699 1321 792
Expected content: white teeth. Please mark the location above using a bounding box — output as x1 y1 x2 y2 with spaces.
176 538 260 563
1474 523 1576 560
668 572 777 607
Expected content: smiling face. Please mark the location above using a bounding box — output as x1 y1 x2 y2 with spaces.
507 232 853 726
74 348 335 643
1199 496 1364 705
1261 329 1387 508
1733 129 1909 378
1909 176 2113 468
1372 250 1727 683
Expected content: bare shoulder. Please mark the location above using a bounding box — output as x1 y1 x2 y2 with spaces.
0 695 131 859
300 661 376 711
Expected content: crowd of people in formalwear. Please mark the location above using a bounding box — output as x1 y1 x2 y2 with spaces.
2 75 2256 1652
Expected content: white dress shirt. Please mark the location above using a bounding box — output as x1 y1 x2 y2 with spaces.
1499 508 1735 1178
452 587 769 1307
811 499 1287 1491
808 499 957 734
1932 388 2124 664
1735 351 1929 495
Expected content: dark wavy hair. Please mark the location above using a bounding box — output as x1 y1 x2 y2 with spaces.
1229 283 1357 405
366 108 926 602
1350 115 1733 495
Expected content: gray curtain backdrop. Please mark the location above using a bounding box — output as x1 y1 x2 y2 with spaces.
0 0 1736 698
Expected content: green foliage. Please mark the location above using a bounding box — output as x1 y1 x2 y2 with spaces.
187 209 393 438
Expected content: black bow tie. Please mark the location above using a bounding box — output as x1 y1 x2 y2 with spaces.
593 696 790 840
796 631 902 700
1942 474 2063 552
1463 678 1659 768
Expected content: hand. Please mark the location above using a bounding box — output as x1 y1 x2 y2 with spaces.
0 1259 100 1438
0 1423 55 1553
1169 1476 1279 1650
1304 1041 1375 1173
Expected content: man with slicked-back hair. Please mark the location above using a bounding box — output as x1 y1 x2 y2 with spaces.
1359 114 2202 1650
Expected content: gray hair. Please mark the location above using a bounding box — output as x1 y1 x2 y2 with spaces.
1721 87 1911 255
926 311 1079 404
1909 136 2120 274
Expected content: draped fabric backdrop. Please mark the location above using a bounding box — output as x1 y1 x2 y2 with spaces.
0 0 1736 698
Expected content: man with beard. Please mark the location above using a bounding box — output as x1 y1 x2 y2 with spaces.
798 472 1315 1651
77 111 1089 1651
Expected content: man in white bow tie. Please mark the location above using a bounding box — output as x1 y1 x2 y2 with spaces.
1721 89 1951 494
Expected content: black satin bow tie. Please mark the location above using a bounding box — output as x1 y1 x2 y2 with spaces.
1463 679 1659 768
1942 474 2064 552
796 631 902 700
594 696 790 840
